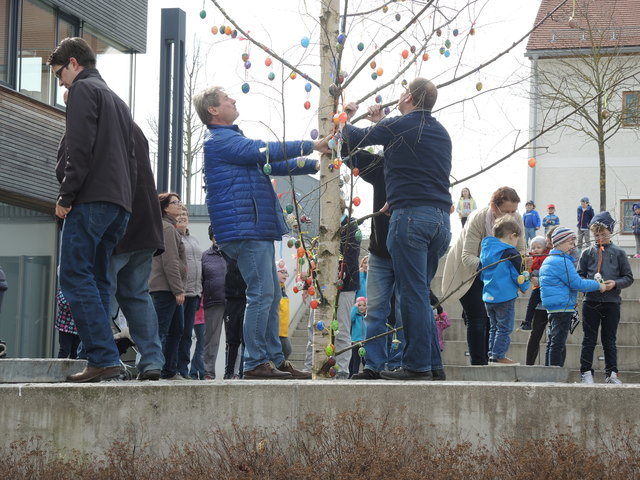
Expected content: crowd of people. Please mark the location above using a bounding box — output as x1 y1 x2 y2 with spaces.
43 36 638 383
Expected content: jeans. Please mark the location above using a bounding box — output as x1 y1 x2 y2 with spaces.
546 312 572 366
524 227 536 246
387 206 450 372
178 295 200 377
204 304 225 377
526 308 548 365
580 301 620 375
486 299 516 359
460 277 490 365
59 202 129 368
151 290 184 377
110 249 164 374
220 240 283 372
362 253 403 372
224 298 245 377
189 322 205 379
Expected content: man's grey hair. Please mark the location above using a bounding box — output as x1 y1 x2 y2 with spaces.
193 86 224 125
409 77 438 111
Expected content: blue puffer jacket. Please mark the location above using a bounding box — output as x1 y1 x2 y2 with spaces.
203 125 316 244
479 236 529 303
540 249 601 312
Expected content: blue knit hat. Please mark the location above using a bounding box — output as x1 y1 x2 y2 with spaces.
551 227 576 247
589 211 615 233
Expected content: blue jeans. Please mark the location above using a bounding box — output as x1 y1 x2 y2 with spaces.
110 249 164 373
189 322 206 379
220 240 283 372
59 202 129 368
387 206 451 372
178 295 200 377
486 299 516 359
546 311 572 366
362 253 403 372
580 301 620 375
524 227 536 246
151 290 184 377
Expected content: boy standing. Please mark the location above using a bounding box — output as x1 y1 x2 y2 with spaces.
543 204 560 234
522 200 541 246
578 212 633 384
480 216 530 365
577 197 595 251
540 227 606 367
632 203 640 258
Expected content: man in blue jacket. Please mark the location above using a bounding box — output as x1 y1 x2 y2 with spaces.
342 78 452 380
193 86 324 379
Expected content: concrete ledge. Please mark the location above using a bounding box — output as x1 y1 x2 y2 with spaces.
0 359 86 383
445 365 569 382
1 381 638 458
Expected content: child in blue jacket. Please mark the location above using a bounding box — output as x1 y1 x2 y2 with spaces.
349 297 367 377
522 200 541 246
480 216 530 365
540 227 605 367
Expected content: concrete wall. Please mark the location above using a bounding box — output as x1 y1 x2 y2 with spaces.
1 382 639 458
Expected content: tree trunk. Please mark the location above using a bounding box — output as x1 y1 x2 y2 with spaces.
597 128 606 212
311 0 341 378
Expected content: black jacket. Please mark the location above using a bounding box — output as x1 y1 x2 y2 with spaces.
57 68 136 212
340 216 361 292
202 244 227 307
114 124 164 255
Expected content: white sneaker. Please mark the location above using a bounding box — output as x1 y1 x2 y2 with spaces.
605 372 623 384
581 371 594 384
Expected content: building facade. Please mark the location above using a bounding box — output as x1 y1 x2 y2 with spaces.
0 0 147 357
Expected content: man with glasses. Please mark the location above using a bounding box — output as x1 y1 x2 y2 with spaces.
341 78 452 380
48 37 136 382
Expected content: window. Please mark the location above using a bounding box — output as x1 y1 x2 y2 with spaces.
0 0 10 84
622 91 640 127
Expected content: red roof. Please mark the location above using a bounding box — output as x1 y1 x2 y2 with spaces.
527 0 640 52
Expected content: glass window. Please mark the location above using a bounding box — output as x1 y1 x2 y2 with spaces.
54 14 77 106
622 91 639 127
83 26 133 106
0 0 10 84
17 0 56 103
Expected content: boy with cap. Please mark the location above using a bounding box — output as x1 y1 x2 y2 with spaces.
522 200 541 246
543 204 560 234
577 197 594 251
540 227 606 367
577 212 633 384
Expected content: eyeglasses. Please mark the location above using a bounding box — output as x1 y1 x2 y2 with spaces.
54 61 70 79
169 200 183 206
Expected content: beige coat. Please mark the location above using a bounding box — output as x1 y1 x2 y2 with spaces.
441 206 526 304
149 217 187 295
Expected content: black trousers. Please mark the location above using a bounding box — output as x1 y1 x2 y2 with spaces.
580 301 620 375
57 331 81 359
460 277 490 365
224 297 245 377
525 309 548 365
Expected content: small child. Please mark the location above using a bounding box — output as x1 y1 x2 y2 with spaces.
543 204 560 234
540 227 606 367
480 216 530 365
632 203 640 258
518 235 548 331
522 200 541 246
577 197 595 251
55 288 80 359
578 212 634 384
276 260 292 360
430 290 450 351
349 297 367 377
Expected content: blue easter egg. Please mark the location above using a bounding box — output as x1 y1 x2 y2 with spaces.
444 50 450 57
310 129 319 140
357 42 364 51
371 72 378 80
301 36 310 48
241 82 250 93
304 82 312 92
375 95 382 104
244 61 251 69
316 321 325 331
199 10 206 19
384 107 390 115
268 72 275 81
337 34 346 45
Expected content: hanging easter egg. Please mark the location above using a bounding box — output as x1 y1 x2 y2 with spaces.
401 79 408 87
311 299 319 310
371 72 378 80
304 101 311 110
297 246 305 258
299 257 306 266
301 36 310 48
329 83 339 96
290 72 297 80
331 320 340 331
199 9 207 19
244 61 251 69
308 286 316 296
328 366 337 377
528 158 537 168
310 129 319 140
286 204 294 214
391 339 401 350
337 74 345 84
444 50 450 58
241 82 250 93
384 107 391 115
358 347 366 358
295 240 301 248
231 30 238 38
219 25 225 34
277 259 286 269
370 60 377 69
305 277 312 285
268 71 275 81
336 279 344 290
327 356 336 367
211 26 218 35
297 158 305 168
517 274 525 285
357 42 365 51
353 168 359 177
328 138 337 150
355 229 363 242
376 67 384 76
224 26 232 35
287 238 294 248
332 113 340 125
469 27 476 35
568 17 577 28
401 49 409 59
315 320 324 330
436 29 442 37
337 33 346 45
241 52 249 62
395 13 401 21
333 159 342 169
423 53 429 61
453 28 459 37
439 47 445 55
375 94 382 104
304 82 312 93
325 344 335 356
476 82 483 91
601 110 609 119
338 112 348 123
353 196 361 206
265 57 272 67
382 5 389 13
444 39 451 49
263 163 271 174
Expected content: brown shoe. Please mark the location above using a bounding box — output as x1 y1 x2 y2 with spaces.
277 360 312 379
66 365 122 383
491 357 520 366
244 362 293 380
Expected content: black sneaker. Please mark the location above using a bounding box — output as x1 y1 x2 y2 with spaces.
351 368 382 380
432 368 446 381
518 322 532 331
380 368 433 381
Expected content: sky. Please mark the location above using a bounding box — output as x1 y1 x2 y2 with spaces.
134 0 543 241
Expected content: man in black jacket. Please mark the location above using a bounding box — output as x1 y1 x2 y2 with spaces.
49 37 136 383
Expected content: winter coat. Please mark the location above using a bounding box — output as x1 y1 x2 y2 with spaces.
149 216 186 295
632 212 640 236
180 230 203 297
340 217 361 293
523 209 541 229
577 242 633 304
202 124 317 244
577 205 595 229
201 244 227 308
540 249 601 312
479 236 529 303
350 306 366 342
543 214 559 228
